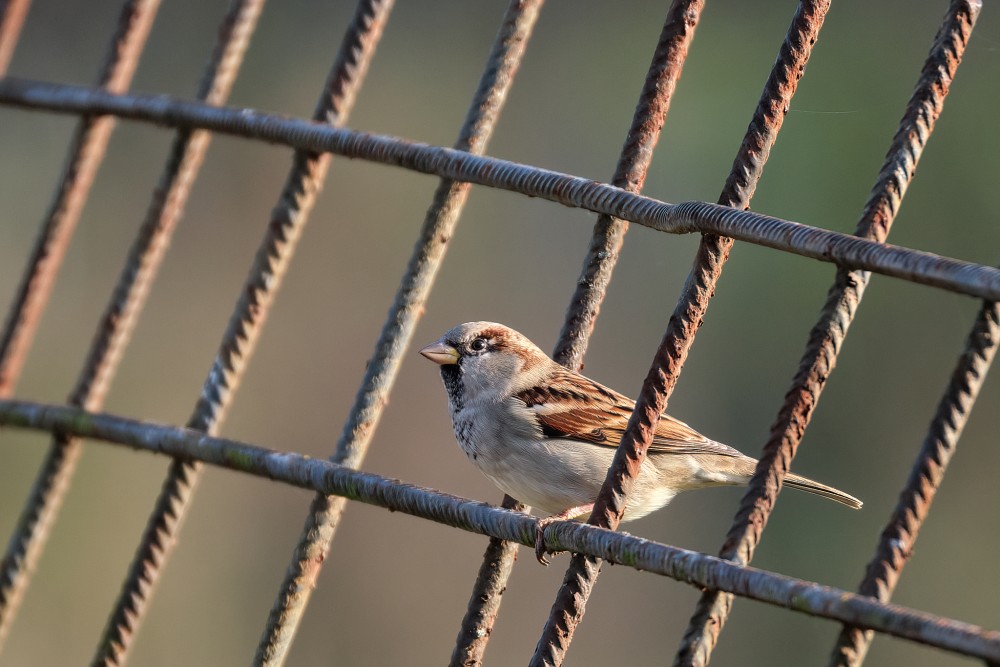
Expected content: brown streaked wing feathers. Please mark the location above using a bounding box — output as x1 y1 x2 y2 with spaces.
515 367 741 458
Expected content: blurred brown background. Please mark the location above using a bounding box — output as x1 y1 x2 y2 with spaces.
1 1 999 665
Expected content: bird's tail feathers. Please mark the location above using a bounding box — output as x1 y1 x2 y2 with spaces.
783 472 862 509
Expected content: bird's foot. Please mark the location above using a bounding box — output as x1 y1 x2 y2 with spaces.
533 504 594 565
534 517 556 565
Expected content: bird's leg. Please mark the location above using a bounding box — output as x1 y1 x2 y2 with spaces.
534 504 594 565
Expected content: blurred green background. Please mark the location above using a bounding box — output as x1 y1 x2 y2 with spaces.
1 1 999 665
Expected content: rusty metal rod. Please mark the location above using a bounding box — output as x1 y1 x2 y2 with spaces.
452 495 525 667
553 0 704 372
0 0 264 656
531 2 828 664
0 0 31 74
89 2 392 665
0 399 998 663
251 2 537 665
0 0 159 398
454 3 705 665
1 78 996 302
0 0 161 652
676 3 981 664
828 302 998 667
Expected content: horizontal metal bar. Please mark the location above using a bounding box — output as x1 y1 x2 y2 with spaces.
1 77 998 301
0 398 997 663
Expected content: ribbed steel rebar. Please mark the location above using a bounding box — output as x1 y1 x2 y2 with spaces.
830 297 998 667
89 2 392 664
3 79 996 301
0 0 263 638
0 399 998 663
0 0 263 655
0 0 31 74
452 3 704 665
552 0 704 372
676 3 981 665
0 0 160 398
531 3 828 665
0 0 161 652
452 491 527 667
252 3 538 665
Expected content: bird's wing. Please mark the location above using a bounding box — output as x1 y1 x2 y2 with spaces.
514 367 742 458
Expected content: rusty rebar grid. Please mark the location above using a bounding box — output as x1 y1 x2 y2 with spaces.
0 0 159 399
3 81 995 302
89 2 392 664
0 5 994 664
0 0 263 655
0 398 998 662
675 3 981 664
529 3 828 664
0 0 161 651
452 3 704 665
253 2 538 665
0 0 31 74
830 297 999 667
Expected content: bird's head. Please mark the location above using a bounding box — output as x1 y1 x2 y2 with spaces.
420 322 552 405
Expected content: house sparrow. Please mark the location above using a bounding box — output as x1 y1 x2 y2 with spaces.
420 322 861 563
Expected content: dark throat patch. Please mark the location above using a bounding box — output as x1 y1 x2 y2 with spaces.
440 364 464 412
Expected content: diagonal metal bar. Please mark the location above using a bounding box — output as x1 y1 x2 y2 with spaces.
89 2 392 665
0 0 159 649
452 3 704 665
0 0 264 654
451 494 525 667
676 3 981 664
4 80 998 302
0 398 999 663
829 306 998 666
0 0 160 398
0 0 31 74
552 0 704 372
253 2 540 665
531 3 829 665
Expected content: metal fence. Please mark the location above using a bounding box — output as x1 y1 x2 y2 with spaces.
0 0 997 665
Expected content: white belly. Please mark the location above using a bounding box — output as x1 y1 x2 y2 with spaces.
470 432 680 521
451 399 705 521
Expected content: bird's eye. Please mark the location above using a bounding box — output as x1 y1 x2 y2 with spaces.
470 337 488 352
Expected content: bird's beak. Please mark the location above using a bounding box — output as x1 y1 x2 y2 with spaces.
419 341 460 365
